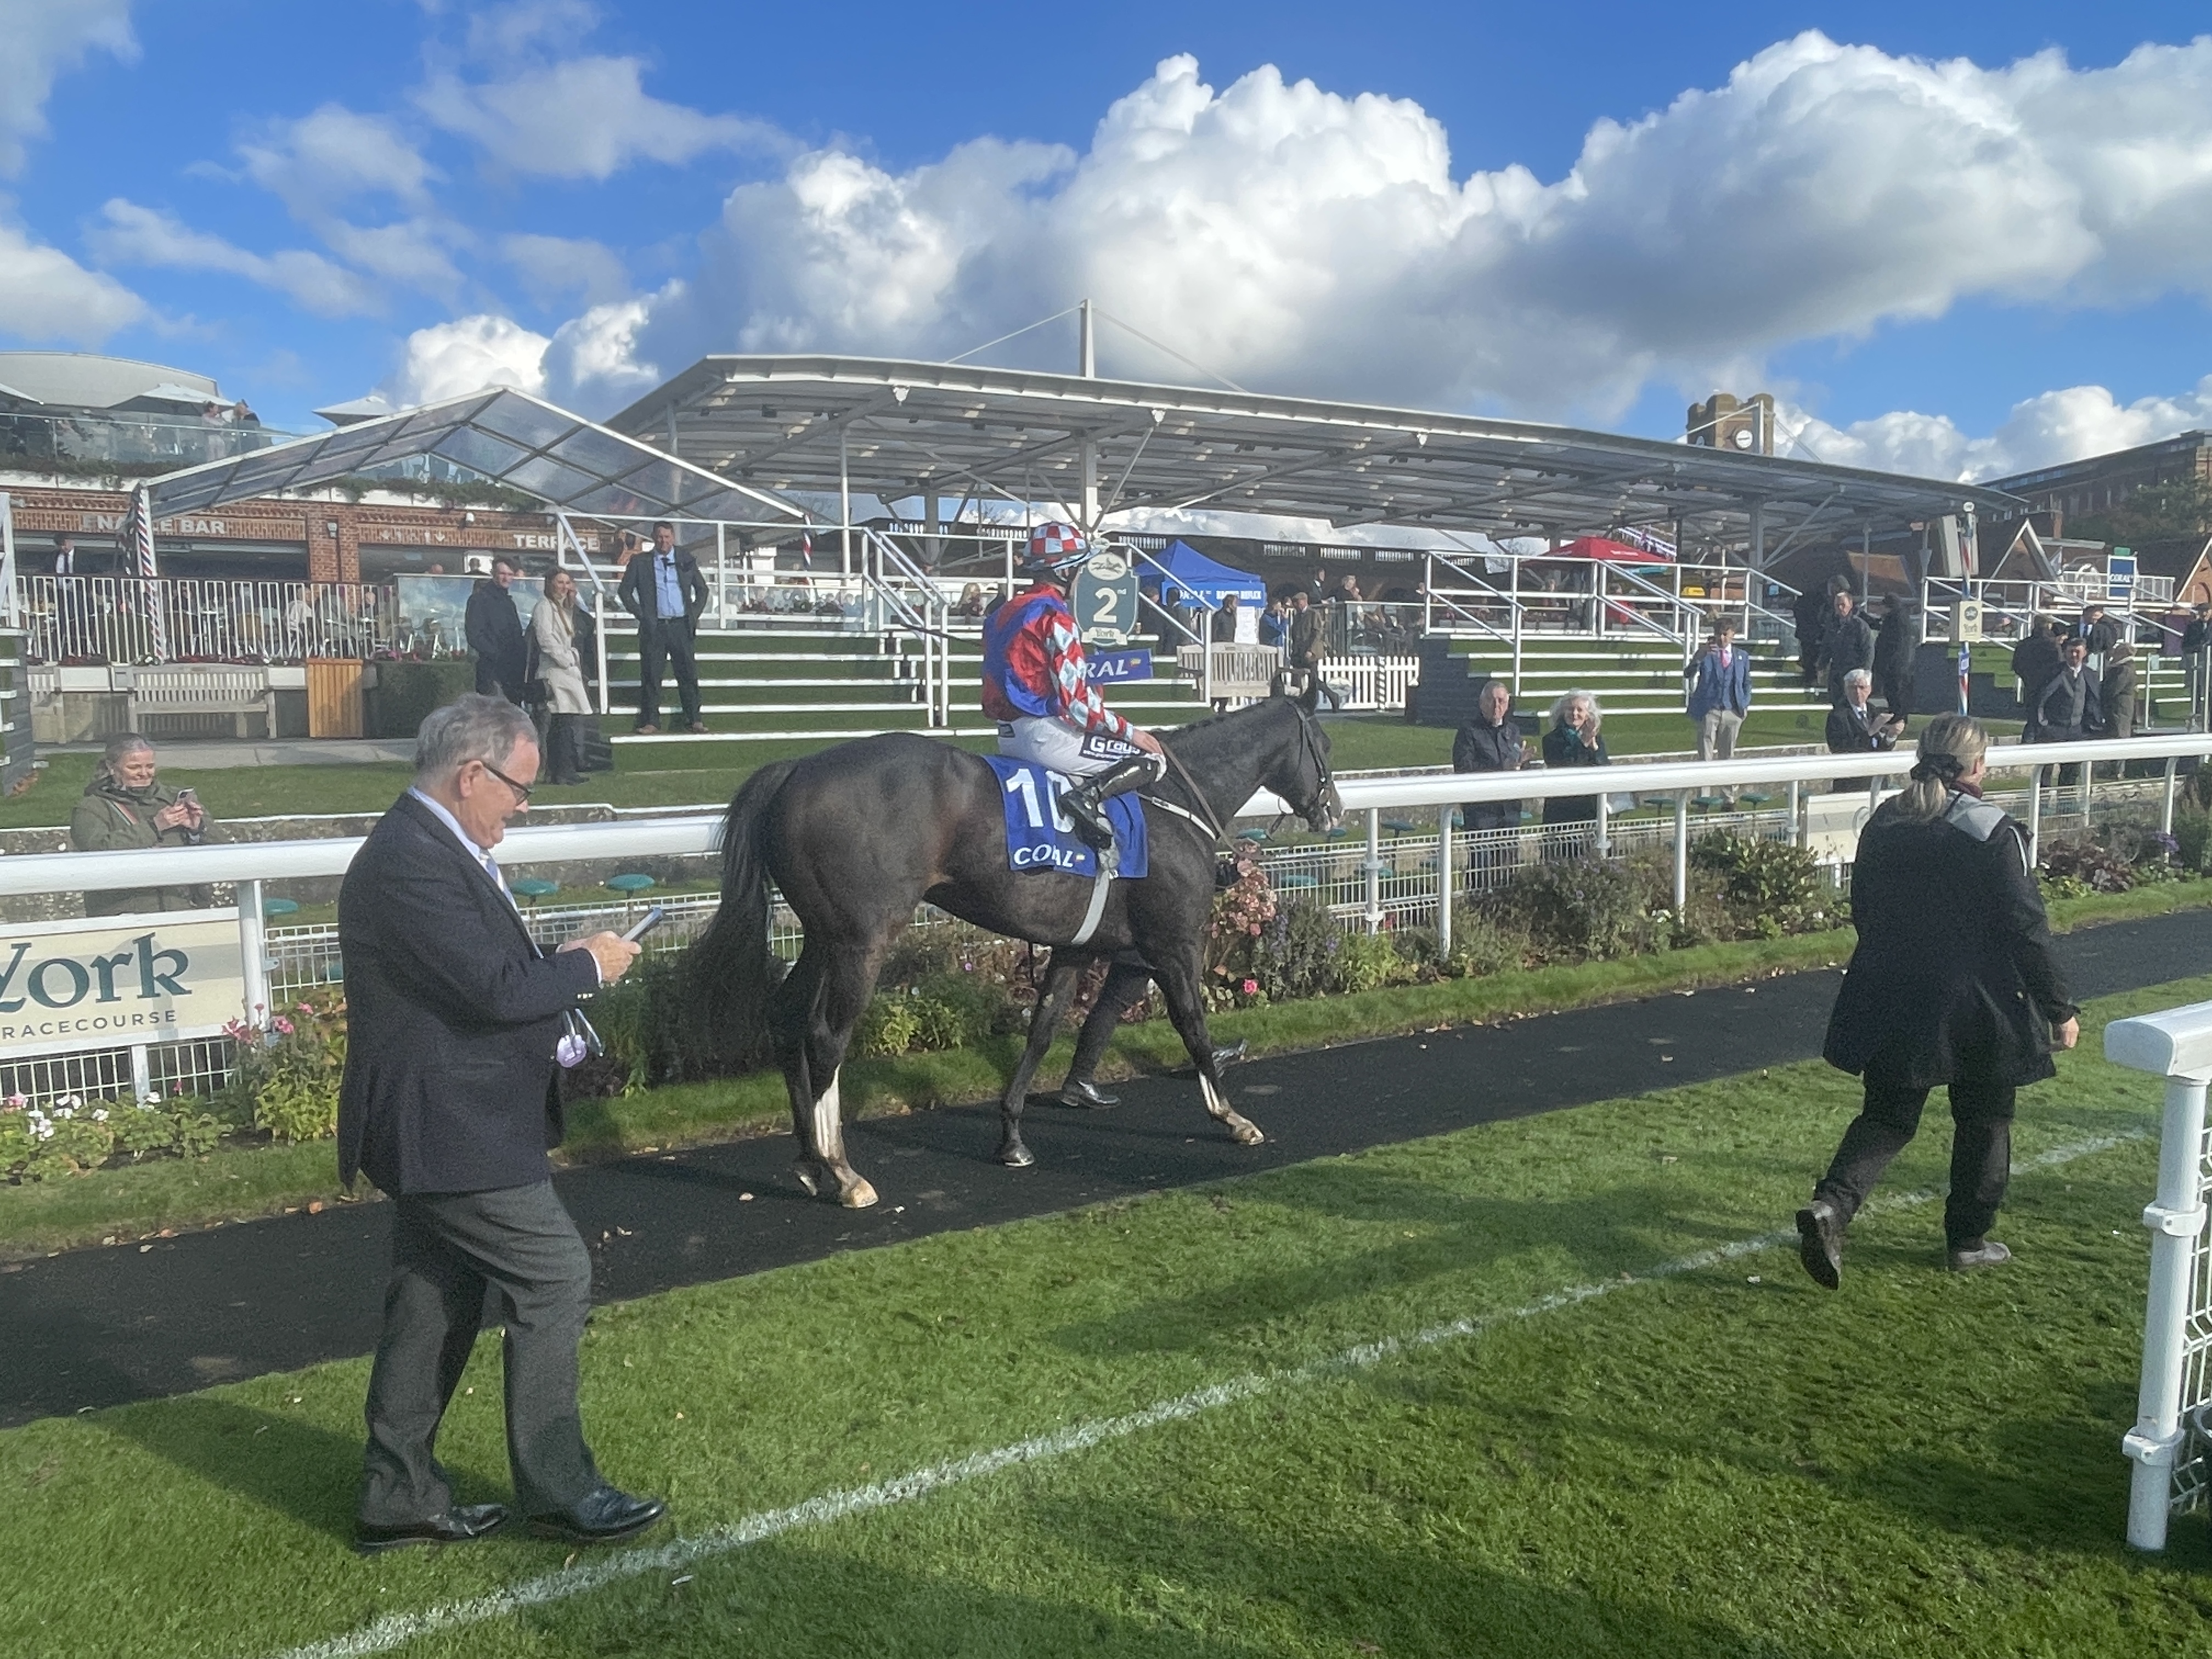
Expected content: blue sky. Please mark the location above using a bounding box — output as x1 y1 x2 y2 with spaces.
5 1 2211 481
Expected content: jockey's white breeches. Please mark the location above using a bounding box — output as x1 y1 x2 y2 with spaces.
995 715 1143 778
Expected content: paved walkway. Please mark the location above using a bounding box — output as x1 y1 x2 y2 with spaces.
1 909 2202 1426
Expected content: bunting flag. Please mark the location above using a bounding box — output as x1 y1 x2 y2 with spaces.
128 484 168 662
799 527 814 569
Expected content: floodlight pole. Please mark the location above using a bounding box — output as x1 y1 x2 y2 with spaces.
839 426 852 580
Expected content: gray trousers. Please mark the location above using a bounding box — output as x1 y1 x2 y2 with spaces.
359 1181 600 1525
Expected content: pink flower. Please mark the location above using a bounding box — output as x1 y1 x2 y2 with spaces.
1241 979 1258 996
272 1015 295 1036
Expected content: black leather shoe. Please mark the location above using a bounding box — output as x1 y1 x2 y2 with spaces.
1946 1239 2012 1272
1795 1198 1845 1290
527 1485 668 1545
354 1502 508 1554
1059 1077 1119 1109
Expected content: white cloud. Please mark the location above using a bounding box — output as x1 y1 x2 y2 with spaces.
417 54 777 180
0 0 136 176
235 104 437 216
542 296 659 405
1780 377 2212 483
572 39 2212 425
501 232 628 307
91 198 384 317
382 313 550 407
0 217 144 342
317 216 465 299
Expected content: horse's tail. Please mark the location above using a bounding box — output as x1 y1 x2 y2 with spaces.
687 759 799 1073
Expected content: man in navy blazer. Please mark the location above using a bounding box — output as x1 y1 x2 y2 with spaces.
1685 619 1754 797
340 695 659 1554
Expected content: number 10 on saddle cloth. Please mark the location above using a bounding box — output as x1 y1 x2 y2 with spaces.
983 755 1149 879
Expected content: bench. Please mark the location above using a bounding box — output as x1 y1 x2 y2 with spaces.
117 665 273 738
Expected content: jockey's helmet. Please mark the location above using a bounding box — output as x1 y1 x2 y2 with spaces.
1020 521 1091 580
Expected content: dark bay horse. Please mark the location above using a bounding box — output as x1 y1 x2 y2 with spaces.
691 688 1340 1206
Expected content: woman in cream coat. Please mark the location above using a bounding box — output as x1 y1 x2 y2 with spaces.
530 568 596 784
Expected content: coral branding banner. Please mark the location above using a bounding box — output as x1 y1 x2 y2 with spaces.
0 910 246 1058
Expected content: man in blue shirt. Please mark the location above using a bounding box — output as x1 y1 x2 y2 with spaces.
614 521 709 733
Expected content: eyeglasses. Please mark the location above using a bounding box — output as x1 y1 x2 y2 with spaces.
479 761 534 804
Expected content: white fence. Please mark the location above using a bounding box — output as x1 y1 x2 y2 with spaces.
1 729 2208 1093
2103 1002 2212 1550
19 576 391 664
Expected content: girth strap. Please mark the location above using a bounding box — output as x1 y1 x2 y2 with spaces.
1071 862 1114 946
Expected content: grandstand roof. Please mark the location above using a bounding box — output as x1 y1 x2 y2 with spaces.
139 387 801 523
608 355 2024 551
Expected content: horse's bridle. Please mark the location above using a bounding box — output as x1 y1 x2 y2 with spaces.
1143 700 1340 848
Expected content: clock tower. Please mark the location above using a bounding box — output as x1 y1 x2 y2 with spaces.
1688 393 1773 455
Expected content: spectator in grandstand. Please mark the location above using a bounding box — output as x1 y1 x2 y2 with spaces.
464 557 529 704
1796 713 2078 1287
1818 589 1875 708
1825 669 1904 790
1308 567 1334 605
1539 690 1610 851
611 530 642 571
1454 679 1526 884
230 400 259 428
339 696 662 1554
1138 579 1178 651
1791 584 1829 690
2010 616 2064 719
1872 594 1917 724
2079 601 2121 657
1210 592 1243 643
1285 590 1326 694
952 582 986 620
2029 635 2103 743
616 521 708 734
1259 596 1289 651
1684 621 1752 795
51 532 79 576
528 568 596 786
2102 636 2138 742
70 734 230 916
2185 602 2212 727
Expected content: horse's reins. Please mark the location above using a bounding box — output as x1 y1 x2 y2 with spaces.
1140 705 1334 848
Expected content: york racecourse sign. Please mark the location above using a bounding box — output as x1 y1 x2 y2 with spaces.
0 909 247 1058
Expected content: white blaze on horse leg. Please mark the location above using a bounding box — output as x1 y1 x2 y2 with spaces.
1199 1072 1232 1120
813 1071 845 1164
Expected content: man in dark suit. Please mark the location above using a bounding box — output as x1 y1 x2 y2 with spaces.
616 520 709 733
340 695 659 1554
464 558 528 703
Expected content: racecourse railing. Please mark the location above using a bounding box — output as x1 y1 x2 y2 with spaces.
2102 1001 2212 1550
2 729 2209 1093
19 575 393 664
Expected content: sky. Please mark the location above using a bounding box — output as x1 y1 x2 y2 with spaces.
5 0 2212 484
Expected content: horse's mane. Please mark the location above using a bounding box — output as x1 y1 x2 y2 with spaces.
1159 696 1295 761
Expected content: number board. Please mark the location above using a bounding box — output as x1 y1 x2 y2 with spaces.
1071 549 1139 646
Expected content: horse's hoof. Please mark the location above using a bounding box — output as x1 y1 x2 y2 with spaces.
998 1140 1036 1169
1232 1122 1266 1147
792 1160 821 1198
839 1176 879 1209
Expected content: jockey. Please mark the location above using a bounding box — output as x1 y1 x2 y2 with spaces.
983 522 1166 849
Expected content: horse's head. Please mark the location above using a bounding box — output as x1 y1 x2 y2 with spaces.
1269 684 1341 833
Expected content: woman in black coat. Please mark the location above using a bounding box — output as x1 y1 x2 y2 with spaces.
1796 714 2079 1287
1453 678 1525 884
1539 690 1609 849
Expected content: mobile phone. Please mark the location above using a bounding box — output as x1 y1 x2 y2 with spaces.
176 787 198 804
620 905 667 944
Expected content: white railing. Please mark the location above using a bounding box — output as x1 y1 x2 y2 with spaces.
1422 550 1800 656
19 576 392 664
2 727 2207 1023
1324 654 1420 710
2103 1001 2212 1550
1922 575 2180 645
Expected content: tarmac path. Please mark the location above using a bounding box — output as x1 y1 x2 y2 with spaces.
2 909 2204 1427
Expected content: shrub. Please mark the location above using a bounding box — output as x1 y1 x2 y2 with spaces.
1335 931 1413 994
1689 833 1846 938
853 994 923 1058
1251 899 1343 1002
2038 834 2135 896
221 992 346 1143
1484 856 1663 961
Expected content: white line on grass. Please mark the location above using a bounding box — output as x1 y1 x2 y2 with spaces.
267 1125 2151 1659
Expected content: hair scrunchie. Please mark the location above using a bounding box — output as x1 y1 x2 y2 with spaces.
1910 752 1965 784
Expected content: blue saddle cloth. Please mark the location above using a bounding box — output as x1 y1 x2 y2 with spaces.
983 755 1148 879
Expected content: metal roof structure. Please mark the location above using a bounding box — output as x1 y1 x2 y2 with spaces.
140 387 801 523
610 355 2024 555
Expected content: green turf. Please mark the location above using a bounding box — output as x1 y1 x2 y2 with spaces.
1 975 2205 1658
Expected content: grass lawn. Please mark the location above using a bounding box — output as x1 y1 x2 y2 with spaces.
1 975 2206 1658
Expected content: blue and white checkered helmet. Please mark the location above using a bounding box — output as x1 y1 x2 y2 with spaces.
1020 521 1091 579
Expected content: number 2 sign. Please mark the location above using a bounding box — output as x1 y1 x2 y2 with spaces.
1072 549 1138 646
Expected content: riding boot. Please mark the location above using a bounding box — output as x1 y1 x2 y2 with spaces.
1063 754 1160 850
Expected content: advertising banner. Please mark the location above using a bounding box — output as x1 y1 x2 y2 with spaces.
0 908 245 1059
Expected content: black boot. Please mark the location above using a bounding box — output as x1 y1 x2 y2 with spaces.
1062 754 1158 851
